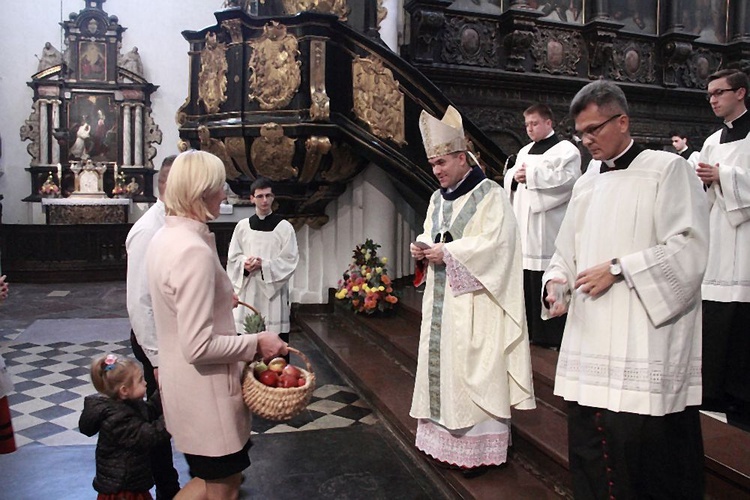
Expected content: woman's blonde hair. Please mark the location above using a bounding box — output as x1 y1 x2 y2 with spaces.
90 354 141 399
164 150 226 221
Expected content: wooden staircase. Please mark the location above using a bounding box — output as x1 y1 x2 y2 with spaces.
292 285 750 499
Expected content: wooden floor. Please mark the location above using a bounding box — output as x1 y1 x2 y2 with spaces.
294 285 750 499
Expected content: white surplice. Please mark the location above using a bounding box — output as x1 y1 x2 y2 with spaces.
410 178 535 440
227 216 298 334
504 139 581 270
544 150 710 416
699 130 750 302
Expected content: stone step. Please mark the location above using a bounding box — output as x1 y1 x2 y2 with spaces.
294 308 565 499
299 285 750 498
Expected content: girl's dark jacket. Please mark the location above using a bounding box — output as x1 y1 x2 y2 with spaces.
79 391 170 494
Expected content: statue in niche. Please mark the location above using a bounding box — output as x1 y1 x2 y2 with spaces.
36 42 63 72
119 47 144 76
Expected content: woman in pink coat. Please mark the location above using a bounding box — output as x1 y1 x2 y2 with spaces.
147 150 287 499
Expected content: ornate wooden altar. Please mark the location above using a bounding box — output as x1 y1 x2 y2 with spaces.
20 0 162 205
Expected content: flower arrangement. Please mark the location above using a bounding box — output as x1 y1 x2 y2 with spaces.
335 239 398 314
39 173 60 197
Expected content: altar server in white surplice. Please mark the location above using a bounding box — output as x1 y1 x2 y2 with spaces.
227 178 298 342
543 80 709 499
697 69 750 424
409 105 535 478
503 103 580 349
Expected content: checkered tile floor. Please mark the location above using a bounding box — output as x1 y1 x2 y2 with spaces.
3 336 375 449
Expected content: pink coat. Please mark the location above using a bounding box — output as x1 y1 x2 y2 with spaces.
148 216 258 457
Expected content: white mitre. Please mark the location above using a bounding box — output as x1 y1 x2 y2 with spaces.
419 105 467 159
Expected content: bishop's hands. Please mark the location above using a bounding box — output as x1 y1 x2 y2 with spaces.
696 162 720 187
410 242 445 265
244 256 263 274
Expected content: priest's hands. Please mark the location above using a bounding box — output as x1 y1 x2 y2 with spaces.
545 278 570 317
244 256 262 273
575 261 618 298
514 163 527 184
696 162 720 186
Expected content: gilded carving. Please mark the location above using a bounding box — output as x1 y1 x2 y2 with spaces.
352 56 405 145
442 18 499 68
279 0 350 21
300 136 332 183
323 142 365 182
530 29 582 76
225 137 254 179
222 19 243 45
309 39 330 121
175 95 189 126
250 123 298 181
248 22 301 110
198 32 228 114
198 125 243 180
299 185 330 211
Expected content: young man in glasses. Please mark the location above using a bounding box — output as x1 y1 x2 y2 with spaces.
697 69 750 426
503 104 580 350
543 80 709 498
227 177 299 346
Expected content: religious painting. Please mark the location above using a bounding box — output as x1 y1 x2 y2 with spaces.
78 41 106 81
67 94 119 163
681 0 727 43
447 0 502 15
535 0 583 24
609 0 656 34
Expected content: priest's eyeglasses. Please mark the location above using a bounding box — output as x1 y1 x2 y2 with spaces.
253 193 275 200
705 88 739 101
576 113 622 140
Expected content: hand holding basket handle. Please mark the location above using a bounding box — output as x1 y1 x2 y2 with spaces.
238 300 288 361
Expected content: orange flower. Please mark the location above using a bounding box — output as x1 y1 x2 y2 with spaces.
381 274 391 285
385 295 398 304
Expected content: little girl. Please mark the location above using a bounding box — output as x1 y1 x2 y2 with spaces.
79 354 172 500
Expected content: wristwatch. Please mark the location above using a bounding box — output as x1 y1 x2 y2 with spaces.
609 258 623 280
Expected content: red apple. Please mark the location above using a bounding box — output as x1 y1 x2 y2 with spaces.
268 357 287 373
258 370 279 387
297 377 306 387
282 364 301 379
279 373 298 388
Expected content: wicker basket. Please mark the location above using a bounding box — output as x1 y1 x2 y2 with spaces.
241 346 316 422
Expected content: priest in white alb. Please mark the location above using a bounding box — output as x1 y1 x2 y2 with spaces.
503 103 580 349
697 69 750 422
409 105 535 478
227 178 299 342
544 80 709 498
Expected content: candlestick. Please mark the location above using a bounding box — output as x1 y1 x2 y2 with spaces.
114 163 118 180
57 163 62 182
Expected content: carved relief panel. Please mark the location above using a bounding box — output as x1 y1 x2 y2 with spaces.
248 22 302 110
610 40 656 84
441 17 499 68
531 28 582 76
352 56 406 145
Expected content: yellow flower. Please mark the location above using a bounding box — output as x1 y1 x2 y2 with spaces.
366 273 372 279
378 286 385 291
352 286 360 292
335 289 347 299
381 257 388 264
375 267 382 274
